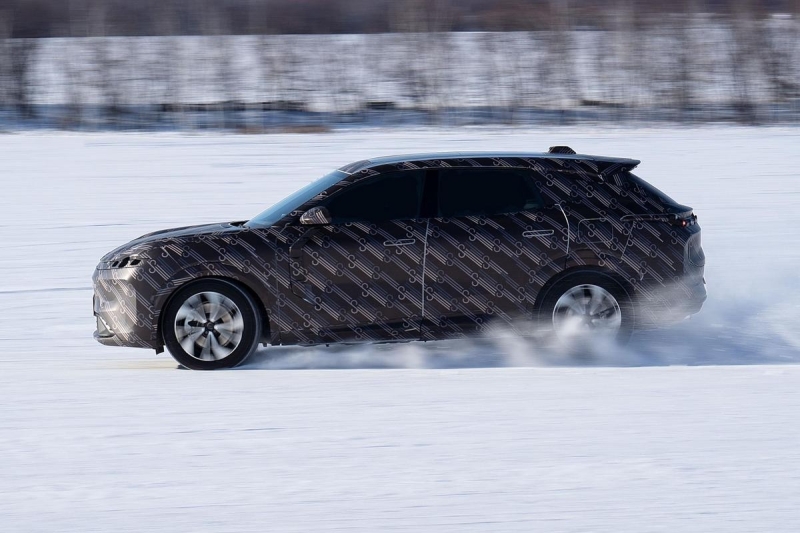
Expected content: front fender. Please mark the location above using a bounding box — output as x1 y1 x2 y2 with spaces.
152 261 280 347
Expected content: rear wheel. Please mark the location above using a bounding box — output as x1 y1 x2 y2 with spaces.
163 279 262 370
539 271 633 346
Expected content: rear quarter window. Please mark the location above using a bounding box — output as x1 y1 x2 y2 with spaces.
625 173 680 207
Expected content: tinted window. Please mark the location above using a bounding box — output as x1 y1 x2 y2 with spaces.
438 168 543 217
325 170 425 223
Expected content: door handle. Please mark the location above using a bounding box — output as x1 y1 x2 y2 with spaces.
384 238 416 247
523 229 554 238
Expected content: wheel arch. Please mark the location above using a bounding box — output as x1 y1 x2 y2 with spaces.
155 274 273 353
533 264 636 315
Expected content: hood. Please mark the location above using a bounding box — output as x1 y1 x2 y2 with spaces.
135 221 244 241
100 221 244 263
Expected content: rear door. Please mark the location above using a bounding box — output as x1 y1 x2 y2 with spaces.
423 167 568 337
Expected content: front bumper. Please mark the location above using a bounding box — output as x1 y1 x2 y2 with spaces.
92 267 159 349
93 306 115 340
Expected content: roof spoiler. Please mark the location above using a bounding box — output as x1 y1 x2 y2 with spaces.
548 145 640 179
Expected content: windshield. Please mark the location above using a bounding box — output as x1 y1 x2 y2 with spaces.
245 170 347 228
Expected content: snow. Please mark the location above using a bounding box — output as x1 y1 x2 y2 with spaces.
2 126 800 531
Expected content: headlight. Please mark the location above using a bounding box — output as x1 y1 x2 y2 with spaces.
98 255 144 270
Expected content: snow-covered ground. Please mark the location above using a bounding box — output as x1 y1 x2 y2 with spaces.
2 127 800 531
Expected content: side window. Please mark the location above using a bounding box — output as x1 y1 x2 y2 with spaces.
324 170 424 224
438 168 543 217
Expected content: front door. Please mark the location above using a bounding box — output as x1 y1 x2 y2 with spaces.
423 167 568 337
284 170 428 343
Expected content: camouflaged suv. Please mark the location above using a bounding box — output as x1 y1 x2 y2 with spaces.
93 147 706 369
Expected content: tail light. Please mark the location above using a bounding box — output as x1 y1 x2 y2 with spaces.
671 211 697 228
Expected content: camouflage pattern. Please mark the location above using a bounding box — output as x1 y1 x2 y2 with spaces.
93 152 706 351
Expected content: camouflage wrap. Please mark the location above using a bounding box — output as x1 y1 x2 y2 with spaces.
93 152 706 351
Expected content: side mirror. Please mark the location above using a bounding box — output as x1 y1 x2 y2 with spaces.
299 206 332 225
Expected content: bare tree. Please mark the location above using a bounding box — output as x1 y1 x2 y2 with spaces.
500 33 534 124
0 10 40 121
478 33 508 122
86 1 129 126
392 1 433 115
673 10 696 117
151 2 184 128
726 0 760 123
536 1 581 122
257 33 278 127
8 40 39 118
757 12 800 120
392 0 456 122
0 10 11 118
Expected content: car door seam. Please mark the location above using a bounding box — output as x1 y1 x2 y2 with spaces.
421 218 429 332
556 203 570 255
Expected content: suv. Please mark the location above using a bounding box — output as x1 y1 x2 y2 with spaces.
93 147 706 369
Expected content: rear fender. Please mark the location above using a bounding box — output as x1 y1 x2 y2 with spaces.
534 263 636 316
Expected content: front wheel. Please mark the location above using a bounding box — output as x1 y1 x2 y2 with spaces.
538 272 634 346
162 279 262 370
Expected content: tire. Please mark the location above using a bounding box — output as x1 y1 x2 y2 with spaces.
538 271 634 347
162 279 262 370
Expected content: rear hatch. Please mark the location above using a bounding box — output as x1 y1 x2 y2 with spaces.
625 173 697 227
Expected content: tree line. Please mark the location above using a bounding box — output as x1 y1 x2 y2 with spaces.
1 0 798 37
0 2 798 129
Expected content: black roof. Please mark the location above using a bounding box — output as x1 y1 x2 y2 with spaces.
339 151 641 175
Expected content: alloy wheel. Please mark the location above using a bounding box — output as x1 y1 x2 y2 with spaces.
551 284 622 341
174 291 244 361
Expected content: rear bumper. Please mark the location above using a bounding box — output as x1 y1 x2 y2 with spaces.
681 277 707 315
635 274 707 329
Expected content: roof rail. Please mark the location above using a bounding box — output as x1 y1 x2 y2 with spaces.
548 146 576 155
